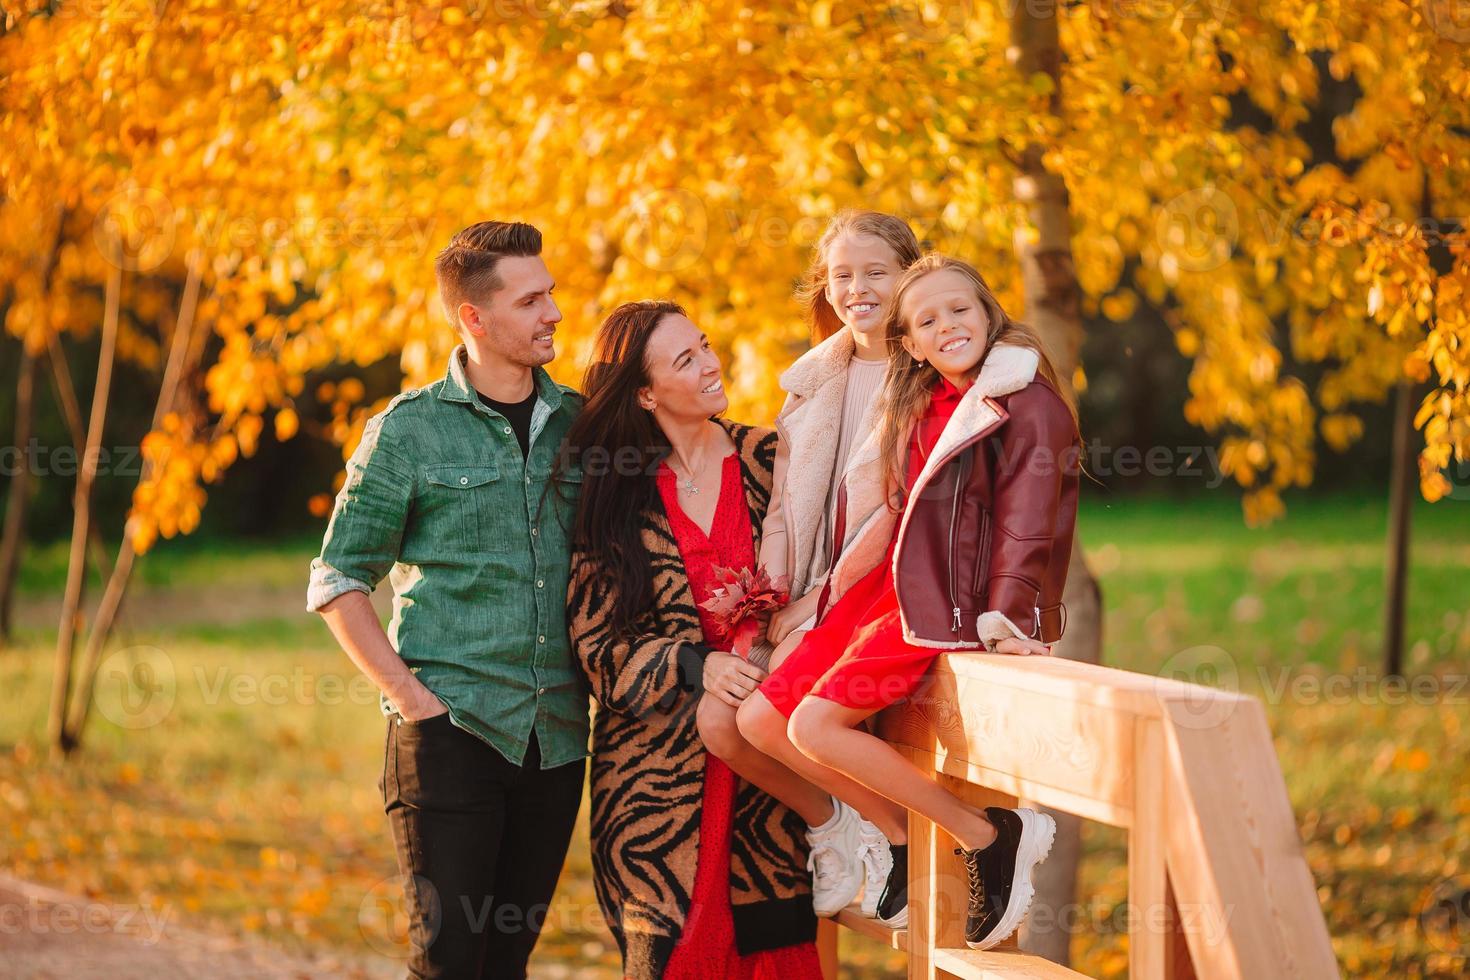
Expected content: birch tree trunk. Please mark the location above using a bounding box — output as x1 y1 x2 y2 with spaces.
65 255 203 747
1008 4 1106 967
49 257 122 757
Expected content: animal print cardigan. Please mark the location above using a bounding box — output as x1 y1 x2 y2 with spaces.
567 419 816 978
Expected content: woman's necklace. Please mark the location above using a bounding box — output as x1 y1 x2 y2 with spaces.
668 437 714 494
669 455 706 494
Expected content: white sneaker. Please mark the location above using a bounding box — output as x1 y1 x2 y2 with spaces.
856 819 893 918
805 797 864 917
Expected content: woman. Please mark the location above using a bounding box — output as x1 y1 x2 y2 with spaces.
563 301 827 979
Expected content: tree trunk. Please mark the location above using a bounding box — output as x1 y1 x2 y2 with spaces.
0 346 40 646
65 255 202 747
0 210 66 646
1008 3 1105 967
1383 379 1413 678
47 326 120 586
48 259 122 758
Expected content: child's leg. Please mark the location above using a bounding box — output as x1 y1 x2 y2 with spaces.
736 690 909 844
786 696 998 852
766 627 807 672
695 694 834 826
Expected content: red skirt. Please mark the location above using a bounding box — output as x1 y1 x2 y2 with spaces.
659 454 822 980
760 537 939 719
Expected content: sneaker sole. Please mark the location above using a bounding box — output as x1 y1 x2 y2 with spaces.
965 808 1056 950
859 854 891 918
813 872 864 918
811 803 866 918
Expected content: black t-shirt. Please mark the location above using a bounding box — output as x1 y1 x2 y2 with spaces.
477 386 537 458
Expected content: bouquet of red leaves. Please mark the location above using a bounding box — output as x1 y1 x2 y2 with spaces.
698 565 790 662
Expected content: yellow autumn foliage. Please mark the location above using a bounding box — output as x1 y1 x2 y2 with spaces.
1 0 1466 549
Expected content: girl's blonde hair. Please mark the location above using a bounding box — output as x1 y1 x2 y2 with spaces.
875 253 1081 503
795 210 923 345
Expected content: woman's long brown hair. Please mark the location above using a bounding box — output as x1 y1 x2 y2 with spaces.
795 210 924 344
874 254 1081 504
559 300 687 630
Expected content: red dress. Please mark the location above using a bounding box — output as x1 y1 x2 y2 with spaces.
760 375 966 719
656 452 823 980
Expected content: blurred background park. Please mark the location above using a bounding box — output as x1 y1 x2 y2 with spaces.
2 0 1469 976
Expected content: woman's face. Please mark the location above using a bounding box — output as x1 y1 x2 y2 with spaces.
824 232 903 340
639 313 728 421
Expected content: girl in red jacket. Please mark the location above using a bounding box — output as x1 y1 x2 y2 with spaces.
736 253 1083 949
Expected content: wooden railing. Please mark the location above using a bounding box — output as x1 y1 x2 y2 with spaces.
816 654 1339 979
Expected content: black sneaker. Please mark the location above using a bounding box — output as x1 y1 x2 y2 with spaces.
875 843 908 928
955 806 1056 950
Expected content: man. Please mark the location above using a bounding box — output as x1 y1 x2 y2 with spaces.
308 221 588 979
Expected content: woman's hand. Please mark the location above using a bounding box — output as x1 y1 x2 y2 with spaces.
767 588 821 646
992 636 1052 657
398 686 450 722
703 652 768 707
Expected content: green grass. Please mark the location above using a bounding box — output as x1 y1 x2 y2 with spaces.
14 532 324 595
1 491 1466 977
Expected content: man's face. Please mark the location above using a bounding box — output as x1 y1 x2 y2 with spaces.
459 255 561 368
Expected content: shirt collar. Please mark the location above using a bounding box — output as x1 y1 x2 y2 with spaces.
438 343 564 411
933 374 968 404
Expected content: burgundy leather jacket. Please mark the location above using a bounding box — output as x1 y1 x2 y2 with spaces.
822 375 1081 650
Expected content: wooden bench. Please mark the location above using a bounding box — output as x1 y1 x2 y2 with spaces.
816 653 1339 979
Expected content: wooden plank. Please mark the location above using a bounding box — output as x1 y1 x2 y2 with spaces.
909 785 940 980
1165 872 1199 980
878 667 1138 820
930 654 1250 719
829 655 1334 980
903 701 1020 979
1129 718 1169 978
922 747 1132 829
834 902 907 951
817 917 839 978
1161 696 1339 979
930 947 1091 979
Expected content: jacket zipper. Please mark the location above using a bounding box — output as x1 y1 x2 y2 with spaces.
973 510 991 598
892 394 1009 638
948 454 966 633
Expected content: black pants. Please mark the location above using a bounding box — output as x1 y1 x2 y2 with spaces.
381 713 585 979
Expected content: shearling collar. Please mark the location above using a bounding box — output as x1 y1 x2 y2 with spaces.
779 328 860 398
844 342 1040 475
907 343 1041 489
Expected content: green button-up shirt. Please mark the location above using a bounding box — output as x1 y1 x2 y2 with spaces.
307 345 589 769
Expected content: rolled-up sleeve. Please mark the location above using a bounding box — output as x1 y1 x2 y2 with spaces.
307 415 415 613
